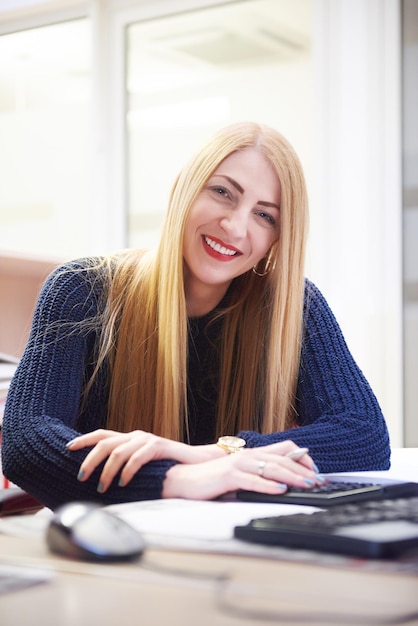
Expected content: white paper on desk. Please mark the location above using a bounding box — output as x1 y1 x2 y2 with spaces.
108 499 317 542
328 448 418 484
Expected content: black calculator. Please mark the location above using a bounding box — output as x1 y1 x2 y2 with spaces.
236 478 418 507
234 493 418 558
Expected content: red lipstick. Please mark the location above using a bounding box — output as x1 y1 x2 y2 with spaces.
202 235 241 262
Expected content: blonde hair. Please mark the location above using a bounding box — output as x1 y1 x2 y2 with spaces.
91 121 308 441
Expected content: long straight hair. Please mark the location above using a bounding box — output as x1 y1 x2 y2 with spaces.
92 122 308 440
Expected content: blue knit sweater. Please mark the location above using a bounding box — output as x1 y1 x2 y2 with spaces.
2 261 390 509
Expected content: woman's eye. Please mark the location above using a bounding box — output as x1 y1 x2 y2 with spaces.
257 210 276 226
206 185 233 202
212 186 229 197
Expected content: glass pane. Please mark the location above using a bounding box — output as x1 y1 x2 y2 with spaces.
402 0 418 445
126 0 312 250
0 19 91 258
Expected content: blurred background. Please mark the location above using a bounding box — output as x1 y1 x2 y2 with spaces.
0 0 416 448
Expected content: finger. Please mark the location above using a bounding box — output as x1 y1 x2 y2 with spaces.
77 435 130 483
260 442 317 472
223 457 289 494
117 438 206 486
118 440 214 487
96 446 134 493
271 454 325 485
118 441 163 487
240 448 315 479
66 429 117 450
236 454 323 489
260 462 317 488
284 454 319 476
97 437 155 492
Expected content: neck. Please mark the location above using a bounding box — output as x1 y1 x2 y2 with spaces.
185 282 230 317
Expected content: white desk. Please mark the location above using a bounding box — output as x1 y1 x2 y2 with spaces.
1 533 418 626
0 448 417 626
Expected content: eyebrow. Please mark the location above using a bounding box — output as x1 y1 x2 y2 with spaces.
216 175 280 211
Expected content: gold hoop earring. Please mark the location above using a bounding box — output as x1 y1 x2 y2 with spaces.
252 248 276 277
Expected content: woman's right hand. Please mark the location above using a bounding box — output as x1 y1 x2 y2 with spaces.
66 429 224 493
162 440 325 500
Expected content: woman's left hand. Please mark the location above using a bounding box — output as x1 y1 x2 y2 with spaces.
162 441 322 500
66 429 220 493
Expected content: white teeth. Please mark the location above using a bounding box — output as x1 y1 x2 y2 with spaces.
204 236 237 256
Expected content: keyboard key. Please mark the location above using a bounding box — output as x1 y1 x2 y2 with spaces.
234 496 418 558
237 480 418 506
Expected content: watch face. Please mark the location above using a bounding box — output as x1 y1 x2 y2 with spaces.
218 436 246 452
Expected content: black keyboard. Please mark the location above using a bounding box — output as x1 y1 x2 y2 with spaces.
234 495 418 558
236 479 418 506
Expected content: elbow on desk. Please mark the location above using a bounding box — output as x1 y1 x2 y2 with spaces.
322 428 391 473
1 418 41 501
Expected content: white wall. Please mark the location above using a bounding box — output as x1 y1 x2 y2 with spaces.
308 0 403 446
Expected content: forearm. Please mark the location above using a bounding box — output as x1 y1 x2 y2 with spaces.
238 412 391 473
2 407 178 509
259 280 391 473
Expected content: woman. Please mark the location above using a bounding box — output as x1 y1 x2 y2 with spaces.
2 122 390 510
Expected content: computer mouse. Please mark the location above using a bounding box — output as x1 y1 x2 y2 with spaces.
46 501 145 562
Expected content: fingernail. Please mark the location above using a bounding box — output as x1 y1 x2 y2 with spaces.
97 482 104 493
277 483 287 490
312 462 320 473
77 469 85 481
118 477 124 487
304 478 315 486
66 439 76 449
316 474 326 483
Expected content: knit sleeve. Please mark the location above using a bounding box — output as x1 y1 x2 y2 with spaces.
238 280 391 473
1 260 175 510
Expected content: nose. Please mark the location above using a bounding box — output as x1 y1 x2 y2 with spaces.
219 208 248 239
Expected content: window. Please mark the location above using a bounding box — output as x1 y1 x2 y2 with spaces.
0 0 406 445
0 18 91 258
125 0 312 249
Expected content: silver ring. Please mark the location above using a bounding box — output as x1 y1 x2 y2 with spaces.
257 460 266 476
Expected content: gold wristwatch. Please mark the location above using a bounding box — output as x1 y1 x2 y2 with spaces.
217 436 246 454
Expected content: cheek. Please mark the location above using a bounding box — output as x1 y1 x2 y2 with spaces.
189 192 224 225
184 202 206 232
254 230 277 257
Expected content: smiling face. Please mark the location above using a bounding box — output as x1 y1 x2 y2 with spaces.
183 147 281 316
